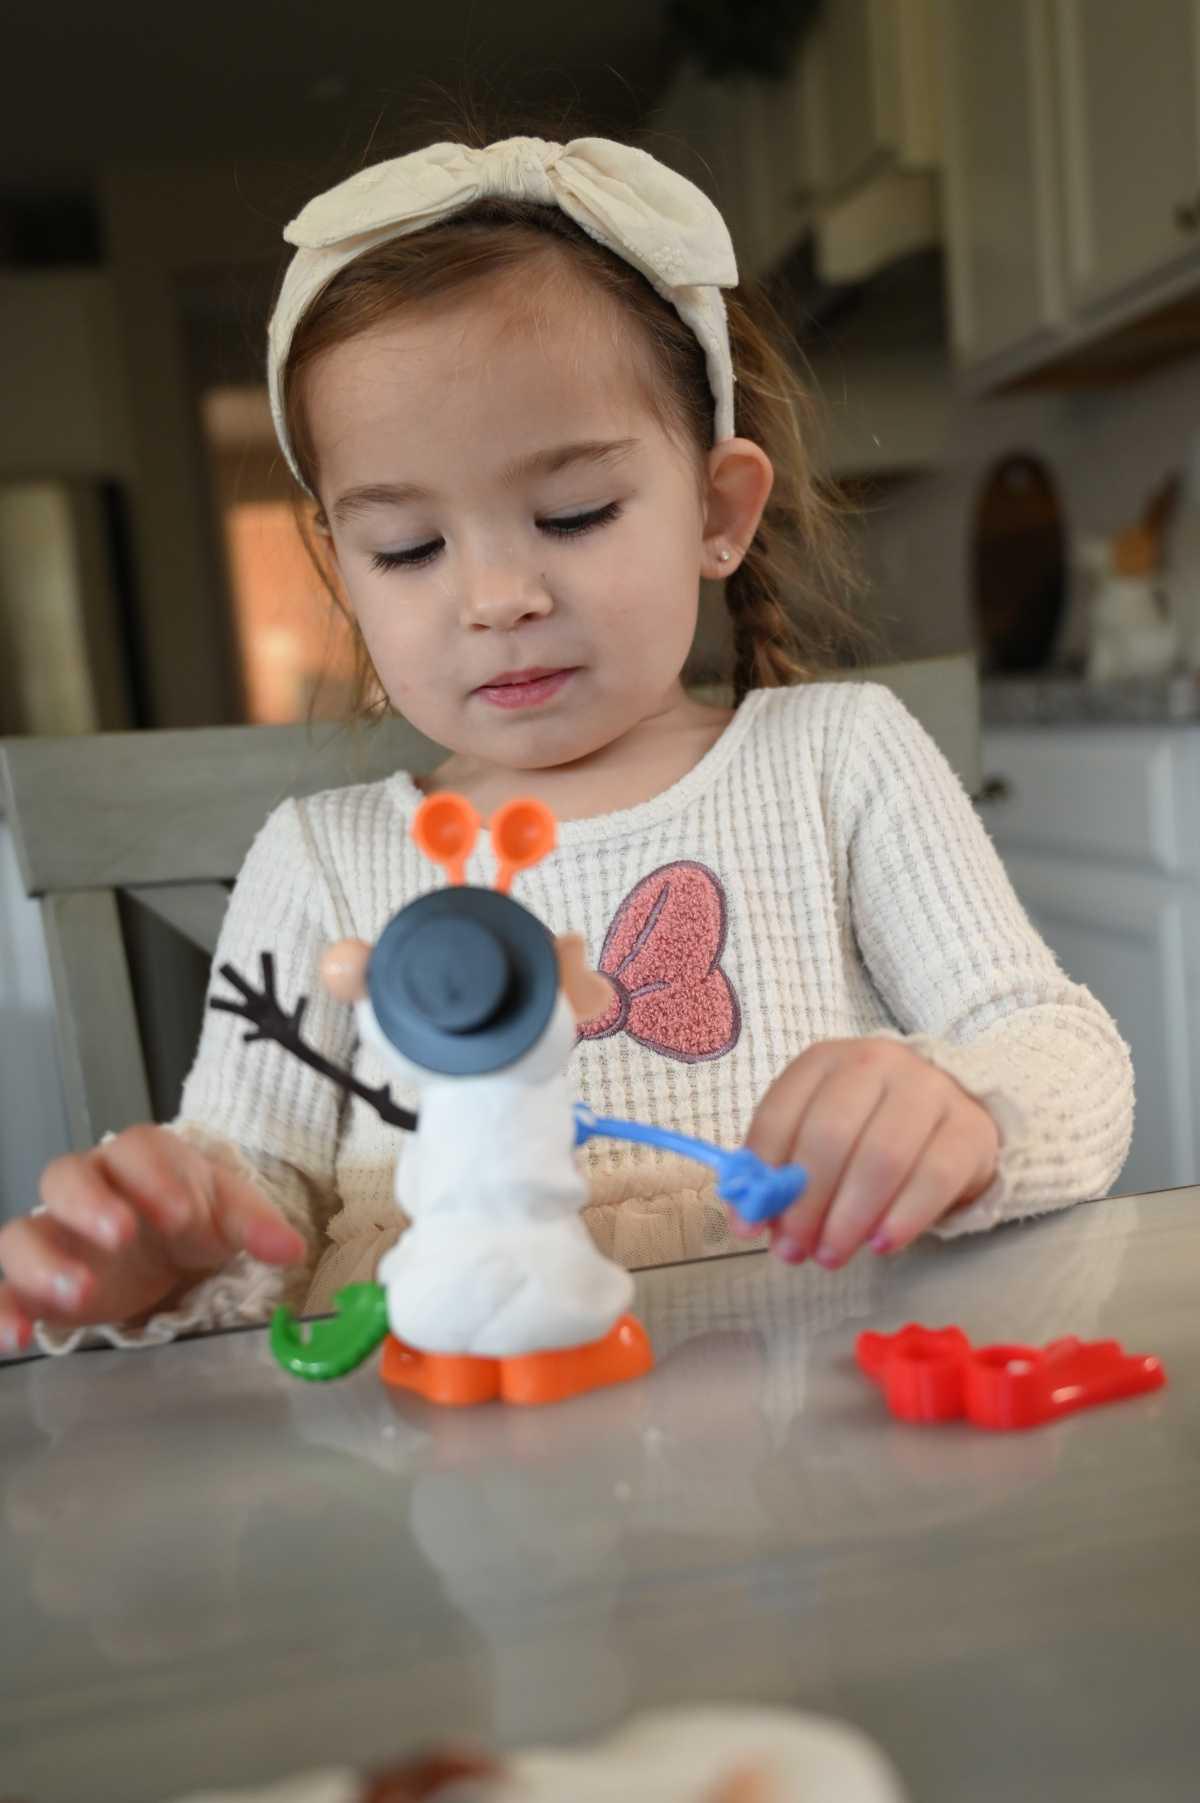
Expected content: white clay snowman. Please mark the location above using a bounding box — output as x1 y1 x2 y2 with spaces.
317 794 653 1405
219 793 804 1404
352 984 631 1358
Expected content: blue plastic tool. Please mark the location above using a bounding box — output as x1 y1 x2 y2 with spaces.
573 1104 806 1226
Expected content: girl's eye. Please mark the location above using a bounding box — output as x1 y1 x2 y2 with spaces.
539 501 622 538
370 539 443 573
368 502 620 574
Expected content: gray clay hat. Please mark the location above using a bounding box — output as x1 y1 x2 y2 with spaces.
367 886 559 1077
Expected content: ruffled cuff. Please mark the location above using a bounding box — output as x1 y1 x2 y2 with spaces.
863 1030 1028 1237
34 1251 291 1356
32 1122 314 1358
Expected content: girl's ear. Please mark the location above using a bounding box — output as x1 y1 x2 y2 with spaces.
701 438 774 581
556 933 613 1026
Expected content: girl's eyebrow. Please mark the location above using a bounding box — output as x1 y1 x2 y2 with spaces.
331 439 639 524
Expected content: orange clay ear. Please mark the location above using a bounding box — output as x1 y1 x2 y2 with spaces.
490 797 557 893
412 793 481 886
556 933 614 1026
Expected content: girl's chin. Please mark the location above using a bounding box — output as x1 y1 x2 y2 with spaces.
479 715 622 773
426 684 662 773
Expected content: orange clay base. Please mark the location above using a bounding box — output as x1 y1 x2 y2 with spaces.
379 1313 654 1408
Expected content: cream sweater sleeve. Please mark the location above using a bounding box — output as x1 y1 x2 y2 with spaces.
838 683 1134 1234
36 797 355 1355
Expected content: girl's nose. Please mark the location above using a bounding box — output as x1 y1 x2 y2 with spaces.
459 558 553 632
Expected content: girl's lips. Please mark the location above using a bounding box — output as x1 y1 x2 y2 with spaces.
475 668 577 710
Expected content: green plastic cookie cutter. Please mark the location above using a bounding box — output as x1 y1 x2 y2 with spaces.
270 1281 390 1381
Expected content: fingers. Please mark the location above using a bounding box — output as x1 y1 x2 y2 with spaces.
739 1041 1001 1271
743 1051 834 1166
26 1125 307 1332
0 1213 98 1324
208 1165 308 1266
0 1282 35 1356
92 1128 305 1268
2 1126 309 1346
764 1056 892 1261
735 1044 852 1243
805 1086 946 1268
90 1125 208 1237
37 1153 138 1255
871 1116 998 1254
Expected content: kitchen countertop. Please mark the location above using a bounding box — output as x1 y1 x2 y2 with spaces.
2 1186 1196 1803
982 671 1200 724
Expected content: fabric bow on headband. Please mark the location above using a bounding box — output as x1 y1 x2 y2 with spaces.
267 135 740 486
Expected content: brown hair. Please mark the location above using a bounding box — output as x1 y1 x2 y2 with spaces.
282 160 870 711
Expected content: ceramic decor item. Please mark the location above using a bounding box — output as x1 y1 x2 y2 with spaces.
972 453 1067 674
1081 475 1180 684
1164 430 1200 672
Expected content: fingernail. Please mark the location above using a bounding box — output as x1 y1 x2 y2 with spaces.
772 1236 807 1265
869 1230 892 1254
50 1272 82 1305
96 1215 121 1250
814 1244 843 1270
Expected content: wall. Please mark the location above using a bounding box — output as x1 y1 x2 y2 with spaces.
96 157 331 729
848 348 1200 663
0 486 101 733
1 163 320 732
0 273 132 479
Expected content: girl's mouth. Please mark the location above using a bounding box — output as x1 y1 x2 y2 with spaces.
474 667 577 710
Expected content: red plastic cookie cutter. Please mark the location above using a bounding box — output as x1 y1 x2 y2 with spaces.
856 1323 1165 1430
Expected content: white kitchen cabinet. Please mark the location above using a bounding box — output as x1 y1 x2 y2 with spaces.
998 851 1194 1196
942 0 1200 377
824 0 892 189
940 0 1065 366
818 0 940 191
651 55 824 280
981 726 1200 1195
647 61 720 201
807 0 943 283
757 45 829 272
1055 0 1200 312
650 66 755 272
650 3 940 284
723 78 779 279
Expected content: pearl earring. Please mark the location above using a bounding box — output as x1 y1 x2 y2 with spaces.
717 548 732 564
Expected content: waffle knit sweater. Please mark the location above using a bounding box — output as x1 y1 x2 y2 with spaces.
40 681 1134 1353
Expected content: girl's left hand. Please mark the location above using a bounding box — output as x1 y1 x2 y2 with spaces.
741 1039 1000 1267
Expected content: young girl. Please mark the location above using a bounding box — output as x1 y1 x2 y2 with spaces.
0 133 1132 1357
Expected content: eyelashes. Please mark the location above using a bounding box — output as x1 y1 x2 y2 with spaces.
369 501 623 574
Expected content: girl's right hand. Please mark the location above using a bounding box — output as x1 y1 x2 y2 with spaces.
0 1125 308 1355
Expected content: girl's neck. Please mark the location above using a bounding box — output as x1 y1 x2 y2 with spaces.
419 687 736 823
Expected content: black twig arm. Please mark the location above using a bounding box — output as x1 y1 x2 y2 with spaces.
210 952 418 1133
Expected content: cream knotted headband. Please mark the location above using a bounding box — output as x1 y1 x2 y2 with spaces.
267 135 739 490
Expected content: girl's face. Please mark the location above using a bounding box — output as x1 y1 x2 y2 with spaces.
304 277 715 771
